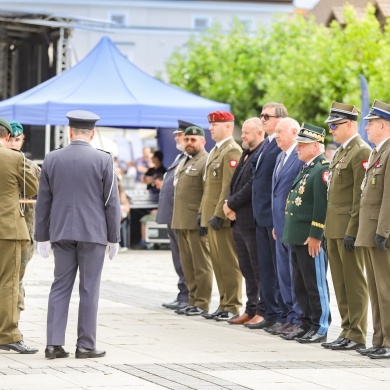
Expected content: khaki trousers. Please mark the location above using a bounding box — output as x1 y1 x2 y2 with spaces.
328 238 368 344
0 240 23 344
207 227 242 314
176 229 213 311
363 247 390 348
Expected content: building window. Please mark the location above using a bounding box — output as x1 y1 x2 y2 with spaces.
239 19 253 32
193 17 210 30
110 14 126 27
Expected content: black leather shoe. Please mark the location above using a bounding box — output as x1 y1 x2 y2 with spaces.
0 341 38 354
280 326 308 340
356 345 381 356
264 322 286 334
75 347 106 359
45 345 69 359
214 312 238 322
296 330 327 344
162 300 187 310
368 347 390 359
202 309 226 319
331 339 365 351
175 305 192 314
246 319 276 330
186 307 207 316
321 337 346 349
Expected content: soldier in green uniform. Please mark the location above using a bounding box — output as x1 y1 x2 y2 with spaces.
172 125 213 316
6 121 41 318
322 102 370 351
199 111 243 321
356 100 390 359
0 117 39 354
282 123 331 344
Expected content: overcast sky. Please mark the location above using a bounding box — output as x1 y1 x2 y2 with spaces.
294 0 319 9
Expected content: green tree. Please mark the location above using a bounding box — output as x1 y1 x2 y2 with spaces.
165 5 390 128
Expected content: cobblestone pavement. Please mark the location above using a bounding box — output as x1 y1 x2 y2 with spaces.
0 249 388 390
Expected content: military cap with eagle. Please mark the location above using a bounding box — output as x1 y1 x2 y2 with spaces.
325 101 361 124
364 99 390 121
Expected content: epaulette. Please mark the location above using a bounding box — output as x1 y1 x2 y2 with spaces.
321 159 329 165
97 148 112 155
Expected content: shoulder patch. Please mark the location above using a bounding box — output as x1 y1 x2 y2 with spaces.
362 160 368 170
229 159 238 168
322 170 329 183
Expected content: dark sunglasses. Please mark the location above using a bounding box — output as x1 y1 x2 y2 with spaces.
259 114 278 121
329 121 348 130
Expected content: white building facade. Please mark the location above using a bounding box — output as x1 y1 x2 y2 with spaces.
3 0 294 77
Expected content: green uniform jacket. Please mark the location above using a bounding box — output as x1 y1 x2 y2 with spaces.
325 135 371 239
200 138 242 227
356 138 390 247
0 142 39 240
171 149 208 230
282 154 329 245
23 159 41 240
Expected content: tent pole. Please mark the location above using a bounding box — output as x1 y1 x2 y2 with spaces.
45 124 51 155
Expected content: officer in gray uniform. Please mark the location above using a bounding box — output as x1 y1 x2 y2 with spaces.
35 110 121 360
157 120 192 310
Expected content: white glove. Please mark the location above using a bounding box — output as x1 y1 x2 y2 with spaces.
107 242 119 260
37 241 51 258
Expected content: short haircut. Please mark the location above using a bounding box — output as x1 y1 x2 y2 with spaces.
263 102 288 118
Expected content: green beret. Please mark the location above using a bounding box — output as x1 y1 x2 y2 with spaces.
9 121 24 137
184 125 205 137
0 117 12 133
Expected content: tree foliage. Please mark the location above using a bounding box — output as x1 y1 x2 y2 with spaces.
165 4 390 128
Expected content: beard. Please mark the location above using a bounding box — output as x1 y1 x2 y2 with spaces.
176 142 185 152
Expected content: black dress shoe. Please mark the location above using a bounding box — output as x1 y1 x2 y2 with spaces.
331 339 365 351
295 330 327 344
356 345 381 356
246 319 276 330
280 327 308 340
175 305 193 314
162 300 187 310
186 307 207 316
368 347 390 359
264 322 286 334
202 309 226 319
45 345 69 359
321 337 346 349
75 346 106 359
214 312 238 322
0 341 38 354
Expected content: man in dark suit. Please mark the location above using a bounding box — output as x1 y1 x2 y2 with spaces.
35 110 121 359
223 117 265 325
270 117 303 336
249 102 287 330
157 120 194 310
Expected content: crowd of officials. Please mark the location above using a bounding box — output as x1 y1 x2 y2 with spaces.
161 100 390 360
1 97 390 361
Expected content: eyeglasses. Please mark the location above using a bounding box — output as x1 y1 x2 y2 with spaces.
259 114 278 121
329 121 348 130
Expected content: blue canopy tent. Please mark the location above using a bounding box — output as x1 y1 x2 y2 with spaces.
0 36 229 162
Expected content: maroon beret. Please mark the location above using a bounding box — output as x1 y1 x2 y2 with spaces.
207 111 235 123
